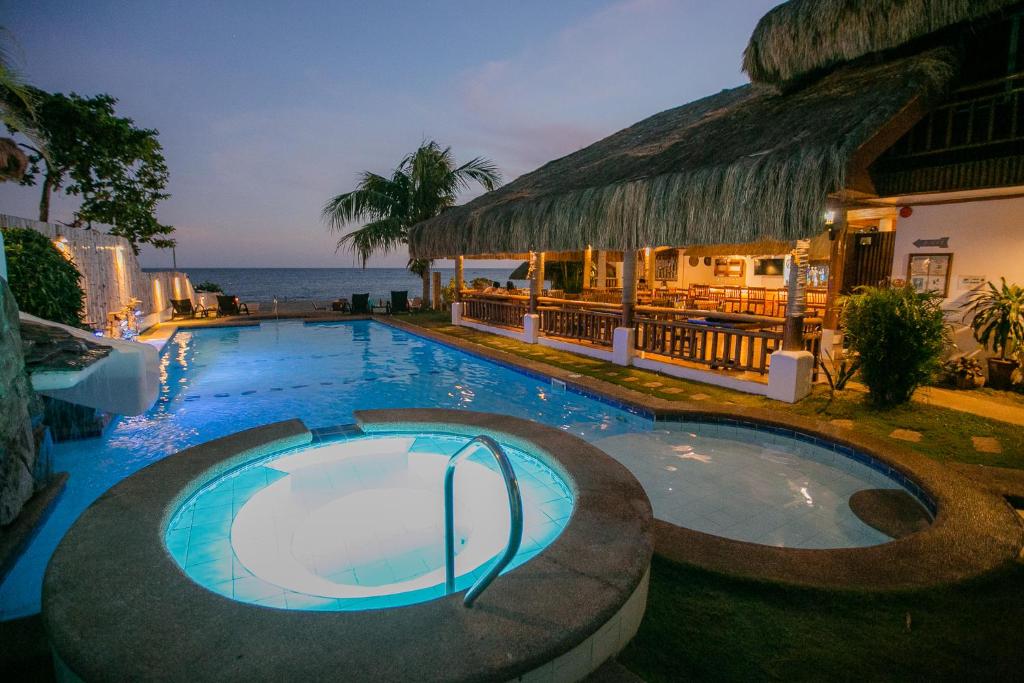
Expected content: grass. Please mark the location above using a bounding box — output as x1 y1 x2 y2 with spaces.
402 312 1024 470
621 555 1024 681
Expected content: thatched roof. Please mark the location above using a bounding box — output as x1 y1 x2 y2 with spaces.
0 137 27 181
743 0 1017 85
410 48 957 259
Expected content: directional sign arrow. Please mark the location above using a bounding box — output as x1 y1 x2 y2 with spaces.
913 237 949 248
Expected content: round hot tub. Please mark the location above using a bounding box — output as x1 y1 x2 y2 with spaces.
166 432 575 610
44 410 653 682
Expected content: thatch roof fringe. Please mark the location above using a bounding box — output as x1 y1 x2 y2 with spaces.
410 49 957 259
743 0 1015 84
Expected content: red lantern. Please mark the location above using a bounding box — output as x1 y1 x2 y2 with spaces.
899 205 913 218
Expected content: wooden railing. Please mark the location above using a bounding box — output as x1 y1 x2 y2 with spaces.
462 295 528 329
881 73 1024 160
634 309 824 376
538 305 619 346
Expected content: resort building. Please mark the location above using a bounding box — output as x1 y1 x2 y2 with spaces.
411 0 1024 401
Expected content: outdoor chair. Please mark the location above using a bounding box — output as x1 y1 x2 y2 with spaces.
216 295 250 316
331 298 350 312
171 298 207 320
351 293 371 314
390 290 409 314
409 296 423 311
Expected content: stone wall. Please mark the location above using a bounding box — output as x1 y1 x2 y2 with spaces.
0 214 193 332
0 277 40 525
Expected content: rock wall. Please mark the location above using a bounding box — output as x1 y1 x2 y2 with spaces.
0 277 40 526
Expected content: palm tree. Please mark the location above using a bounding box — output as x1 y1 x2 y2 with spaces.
322 141 501 308
0 27 41 181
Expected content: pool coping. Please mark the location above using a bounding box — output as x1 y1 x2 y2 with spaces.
379 317 1024 590
43 412 654 682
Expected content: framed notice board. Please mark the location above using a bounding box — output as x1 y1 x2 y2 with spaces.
907 253 952 296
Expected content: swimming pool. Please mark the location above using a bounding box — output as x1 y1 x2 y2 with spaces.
1 320 922 619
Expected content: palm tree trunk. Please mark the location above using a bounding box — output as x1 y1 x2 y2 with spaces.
39 171 55 223
421 264 431 310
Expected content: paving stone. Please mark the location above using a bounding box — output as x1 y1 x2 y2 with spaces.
830 419 855 429
642 381 663 388
621 377 639 383
889 428 923 443
971 436 1003 454
605 371 620 377
659 387 684 395
690 393 710 401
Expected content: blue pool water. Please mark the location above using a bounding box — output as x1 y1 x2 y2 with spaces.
0 320 921 619
166 432 573 610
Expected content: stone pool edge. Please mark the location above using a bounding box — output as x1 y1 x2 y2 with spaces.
379 317 1024 590
43 413 654 682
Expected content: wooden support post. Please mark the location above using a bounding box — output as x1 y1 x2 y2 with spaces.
824 211 848 329
644 247 656 289
596 250 607 289
621 248 637 328
783 240 810 351
529 251 544 314
454 255 464 302
432 271 441 310
582 246 592 290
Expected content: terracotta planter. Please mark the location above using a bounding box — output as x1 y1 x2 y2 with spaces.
987 357 1018 390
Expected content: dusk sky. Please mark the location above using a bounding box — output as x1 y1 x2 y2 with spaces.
0 0 777 269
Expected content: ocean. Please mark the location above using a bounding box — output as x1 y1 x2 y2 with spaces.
143 267 525 303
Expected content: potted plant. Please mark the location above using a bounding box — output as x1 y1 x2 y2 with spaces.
964 278 1024 390
941 356 986 390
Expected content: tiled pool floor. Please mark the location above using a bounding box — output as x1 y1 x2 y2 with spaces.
594 424 898 548
166 434 573 610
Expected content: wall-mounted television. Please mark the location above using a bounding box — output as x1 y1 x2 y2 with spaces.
754 258 785 276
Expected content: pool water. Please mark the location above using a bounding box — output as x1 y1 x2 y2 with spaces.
165 433 573 610
1 320 921 619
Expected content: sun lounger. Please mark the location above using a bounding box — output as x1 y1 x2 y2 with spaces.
216 295 250 316
170 298 207 319
351 293 370 314
390 290 409 314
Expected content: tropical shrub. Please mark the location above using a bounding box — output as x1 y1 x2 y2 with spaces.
940 356 985 390
193 280 222 292
841 284 946 407
964 279 1024 389
2 227 84 326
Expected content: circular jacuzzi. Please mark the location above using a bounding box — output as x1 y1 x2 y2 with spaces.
165 432 575 610
44 410 653 682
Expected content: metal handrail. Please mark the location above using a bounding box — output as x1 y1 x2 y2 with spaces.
443 435 524 607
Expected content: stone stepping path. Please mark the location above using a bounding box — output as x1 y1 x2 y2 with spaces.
690 393 710 401
889 429 923 443
621 377 639 383
643 381 663 388
830 419 854 429
971 436 1003 454
659 387 684 395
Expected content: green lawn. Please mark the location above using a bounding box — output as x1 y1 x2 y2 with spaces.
401 312 1024 470
621 555 1024 681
